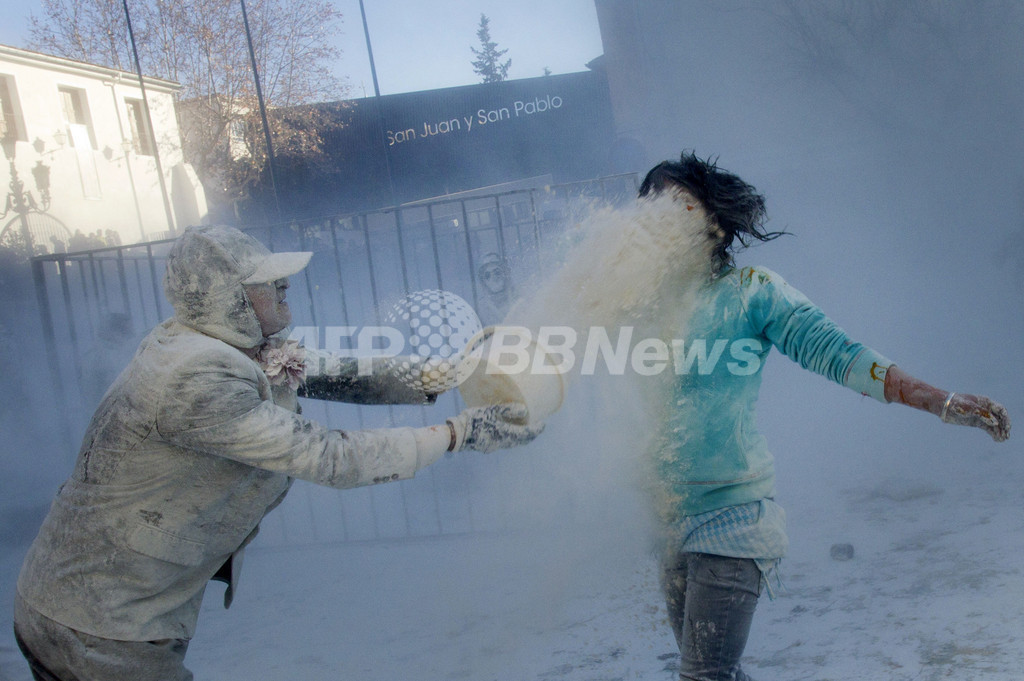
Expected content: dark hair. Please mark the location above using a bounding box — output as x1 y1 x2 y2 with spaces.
639 151 786 273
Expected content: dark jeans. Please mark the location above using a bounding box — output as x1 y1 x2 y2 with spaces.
660 552 762 681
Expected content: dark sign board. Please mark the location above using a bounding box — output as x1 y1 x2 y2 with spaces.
273 70 616 218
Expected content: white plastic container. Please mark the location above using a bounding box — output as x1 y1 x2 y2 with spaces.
457 326 566 424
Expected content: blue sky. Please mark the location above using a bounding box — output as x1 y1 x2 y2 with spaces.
0 0 604 96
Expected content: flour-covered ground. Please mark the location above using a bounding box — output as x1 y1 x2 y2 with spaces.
2 436 1021 681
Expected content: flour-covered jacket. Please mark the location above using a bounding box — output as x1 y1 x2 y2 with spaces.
17 320 435 642
17 226 434 642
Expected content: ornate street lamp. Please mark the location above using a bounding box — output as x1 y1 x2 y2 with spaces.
1 134 53 256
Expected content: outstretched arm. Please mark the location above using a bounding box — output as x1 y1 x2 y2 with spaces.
883 365 1011 442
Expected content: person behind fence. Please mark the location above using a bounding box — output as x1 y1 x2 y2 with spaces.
12 224 544 681
637 152 1011 681
475 251 515 325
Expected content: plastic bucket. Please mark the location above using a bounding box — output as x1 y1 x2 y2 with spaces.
457 326 566 424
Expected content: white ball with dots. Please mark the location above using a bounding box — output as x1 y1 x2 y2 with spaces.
384 289 482 393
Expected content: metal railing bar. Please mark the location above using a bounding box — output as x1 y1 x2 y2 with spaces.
131 259 150 328
492 196 507 260
296 224 319 328
115 249 131 316
459 201 479 311
146 243 166 321
32 259 74 451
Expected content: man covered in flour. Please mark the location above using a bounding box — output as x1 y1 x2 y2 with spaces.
13 225 542 681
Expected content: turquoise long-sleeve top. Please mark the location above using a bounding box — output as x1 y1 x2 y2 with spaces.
656 265 892 521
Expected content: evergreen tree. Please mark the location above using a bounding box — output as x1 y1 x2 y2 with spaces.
470 14 511 83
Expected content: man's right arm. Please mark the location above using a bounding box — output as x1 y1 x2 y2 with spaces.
299 349 436 405
156 348 543 489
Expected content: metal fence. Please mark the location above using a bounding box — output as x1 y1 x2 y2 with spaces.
30 173 639 547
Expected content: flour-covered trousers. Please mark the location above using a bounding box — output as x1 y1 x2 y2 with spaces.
659 552 762 681
13 594 193 681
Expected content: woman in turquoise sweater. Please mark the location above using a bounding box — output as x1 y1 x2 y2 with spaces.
641 152 1011 681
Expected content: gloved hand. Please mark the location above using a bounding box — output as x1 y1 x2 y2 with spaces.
447 403 545 453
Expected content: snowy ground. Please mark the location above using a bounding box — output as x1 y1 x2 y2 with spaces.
2 440 1021 681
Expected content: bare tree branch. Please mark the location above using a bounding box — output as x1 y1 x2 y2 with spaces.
29 0 348 217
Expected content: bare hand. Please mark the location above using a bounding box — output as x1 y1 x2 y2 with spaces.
942 393 1011 442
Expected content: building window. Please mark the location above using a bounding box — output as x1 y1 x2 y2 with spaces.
228 118 249 159
58 86 96 149
0 74 26 142
124 98 154 156
466 206 496 229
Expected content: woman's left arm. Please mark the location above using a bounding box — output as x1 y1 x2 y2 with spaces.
745 267 1011 442
883 365 1011 442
